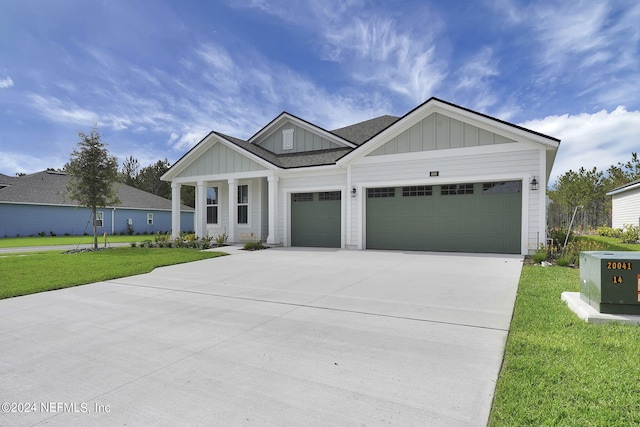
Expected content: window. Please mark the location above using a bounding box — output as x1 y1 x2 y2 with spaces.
283 128 294 150
293 193 313 202
482 181 521 194
319 191 341 201
95 211 104 227
403 186 432 196
441 184 474 195
238 185 248 224
147 213 154 225
207 187 218 224
367 187 395 198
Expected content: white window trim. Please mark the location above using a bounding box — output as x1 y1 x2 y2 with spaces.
237 183 251 227
95 211 104 227
206 186 219 225
147 213 154 225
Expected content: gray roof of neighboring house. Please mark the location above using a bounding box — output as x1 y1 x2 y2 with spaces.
0 170 193 211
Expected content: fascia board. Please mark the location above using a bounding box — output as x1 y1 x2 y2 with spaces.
607 182 640 196
248 113 356 148
161 133 278 182
161 131 215 182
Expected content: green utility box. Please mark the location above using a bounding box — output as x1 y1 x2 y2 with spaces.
580 251 640 315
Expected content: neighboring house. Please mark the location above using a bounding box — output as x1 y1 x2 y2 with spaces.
607 179 640 229
161 97 560 255
0 170 194 237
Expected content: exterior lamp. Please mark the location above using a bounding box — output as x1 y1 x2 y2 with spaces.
530 176 538 191
351 187 357 198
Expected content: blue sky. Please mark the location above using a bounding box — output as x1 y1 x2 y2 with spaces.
1 0 639 185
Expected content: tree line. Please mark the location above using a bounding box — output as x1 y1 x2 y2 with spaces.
548 152 640 231
118 155 195 207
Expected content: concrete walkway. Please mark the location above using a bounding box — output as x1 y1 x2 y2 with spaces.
0 248 523 426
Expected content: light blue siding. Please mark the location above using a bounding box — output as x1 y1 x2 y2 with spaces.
0 203 194 237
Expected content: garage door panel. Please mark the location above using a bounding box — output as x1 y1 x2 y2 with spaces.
366 182 521 254
291 192 341 248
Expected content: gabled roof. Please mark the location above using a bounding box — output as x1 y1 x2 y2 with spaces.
607 178 640 196
163 97 561 180
0 170 193 211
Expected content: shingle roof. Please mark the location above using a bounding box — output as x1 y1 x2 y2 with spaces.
213 115 397 169
330 115 400 145
0 171 193 211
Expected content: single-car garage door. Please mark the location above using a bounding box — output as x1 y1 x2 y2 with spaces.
366 181 521 253
291 191 341 248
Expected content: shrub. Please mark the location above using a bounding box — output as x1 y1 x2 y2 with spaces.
620 224 639 244
244 241 266 251
555 256 570 267
548 227 573 249
215 233 229 246
597 226 622 238
532 248 548 264
38 231 46 237
130 242 137 248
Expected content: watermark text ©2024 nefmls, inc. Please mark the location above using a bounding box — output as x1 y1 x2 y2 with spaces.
2 401 111 414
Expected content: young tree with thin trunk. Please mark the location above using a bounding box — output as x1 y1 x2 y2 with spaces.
65 126 120 249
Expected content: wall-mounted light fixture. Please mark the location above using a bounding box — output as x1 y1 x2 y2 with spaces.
530 176 538 191
430 171 439 177
351 187 357 198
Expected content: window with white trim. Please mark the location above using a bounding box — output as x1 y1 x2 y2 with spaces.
95 211 104 227
238 185 249 224
441 184 474 195
206 186 218 224
147 213 154 225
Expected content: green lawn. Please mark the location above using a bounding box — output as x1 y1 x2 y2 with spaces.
0 248 225 299
490 240 640 426
0 234 151 248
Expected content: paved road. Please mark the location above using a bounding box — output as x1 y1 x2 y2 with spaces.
0 248 523 426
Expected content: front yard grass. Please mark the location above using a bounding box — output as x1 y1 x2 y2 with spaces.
490 264 640 426
0 234 145 248
0 248 225 299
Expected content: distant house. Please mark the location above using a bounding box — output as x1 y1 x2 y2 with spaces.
0 170 194 237
161 97 560 255
608 179 640 229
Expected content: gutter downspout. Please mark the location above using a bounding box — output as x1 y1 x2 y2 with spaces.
112 207 116 235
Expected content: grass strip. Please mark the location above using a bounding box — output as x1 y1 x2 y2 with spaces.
0 235 148 248
0 248 225 299
489 265 640 426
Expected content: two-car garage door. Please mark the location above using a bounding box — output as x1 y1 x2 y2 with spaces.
291 181 522 253
365 181 522 254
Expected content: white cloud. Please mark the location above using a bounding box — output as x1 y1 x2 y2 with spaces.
520 107 640 184
0 76 13 88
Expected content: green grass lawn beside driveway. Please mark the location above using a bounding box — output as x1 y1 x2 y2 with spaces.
490 236 640 426
0 248 225 299
0 235 150 248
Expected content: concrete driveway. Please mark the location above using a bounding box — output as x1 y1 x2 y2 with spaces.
0 248 522 426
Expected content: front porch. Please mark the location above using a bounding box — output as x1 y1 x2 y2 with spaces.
170 172 279 245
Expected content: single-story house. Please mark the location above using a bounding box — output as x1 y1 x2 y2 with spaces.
0 170 194 237
161 97 560 255
607 179 640 229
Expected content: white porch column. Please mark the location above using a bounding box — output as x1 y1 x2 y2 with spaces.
228 178 237 242
171 183 181 239
266 175 278 244
195 181 207 238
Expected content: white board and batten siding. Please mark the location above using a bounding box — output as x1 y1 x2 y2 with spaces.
612 190 640 229
177 142 267 179
255 123 344 155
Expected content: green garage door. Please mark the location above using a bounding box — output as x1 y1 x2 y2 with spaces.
366 182 522 254
291 191 341 248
